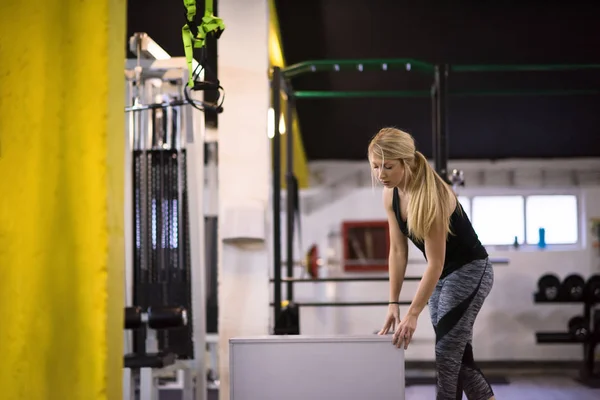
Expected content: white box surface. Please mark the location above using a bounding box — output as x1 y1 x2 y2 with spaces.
230 334 405 400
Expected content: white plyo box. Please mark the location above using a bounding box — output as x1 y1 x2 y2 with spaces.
230 334 405 400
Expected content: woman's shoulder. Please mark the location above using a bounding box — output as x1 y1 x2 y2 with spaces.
449 193 458 211
382 186 395 209
443 190 459 220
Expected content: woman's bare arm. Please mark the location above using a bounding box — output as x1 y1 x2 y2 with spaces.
383 187 408 302
406 214 446 317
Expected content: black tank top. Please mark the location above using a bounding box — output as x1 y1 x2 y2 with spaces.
392 187 488 279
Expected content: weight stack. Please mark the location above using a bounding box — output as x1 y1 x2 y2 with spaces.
132 148 194 359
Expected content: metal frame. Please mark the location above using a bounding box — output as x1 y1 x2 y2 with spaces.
124 51 207 400
269 60 448 325
269 58 600 326
184 76 208 400
271 68 282 323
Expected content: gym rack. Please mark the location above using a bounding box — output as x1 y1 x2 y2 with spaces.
270 60 450 327
533 283 600 388
270 59 600 328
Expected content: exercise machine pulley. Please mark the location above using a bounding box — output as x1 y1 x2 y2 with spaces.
123 22 224 398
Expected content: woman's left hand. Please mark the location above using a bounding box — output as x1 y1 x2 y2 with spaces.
393 313 418 350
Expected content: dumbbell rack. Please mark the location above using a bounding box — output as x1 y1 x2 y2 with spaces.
533 292 600 388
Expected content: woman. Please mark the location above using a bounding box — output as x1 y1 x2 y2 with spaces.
370 127 495 400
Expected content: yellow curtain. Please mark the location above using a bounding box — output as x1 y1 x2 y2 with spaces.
0 1 126 399
268 0 310 189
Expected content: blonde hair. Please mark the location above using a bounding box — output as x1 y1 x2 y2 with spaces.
368 127 455 242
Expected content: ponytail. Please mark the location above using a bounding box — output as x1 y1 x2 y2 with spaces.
406 151 454 242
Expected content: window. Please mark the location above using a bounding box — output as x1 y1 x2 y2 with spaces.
457 196 471 220
467 193 580 248
525 195 578 245
471 196 525 245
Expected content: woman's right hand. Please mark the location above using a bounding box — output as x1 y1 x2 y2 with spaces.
378 303 401 335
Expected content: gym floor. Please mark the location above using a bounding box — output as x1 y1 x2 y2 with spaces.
407 376 600 399
155 374 600 399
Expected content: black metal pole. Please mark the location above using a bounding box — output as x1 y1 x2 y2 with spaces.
272 67 282 326
439 64 449 180
430 78 438 173
285 86 295 303
434 64 450 183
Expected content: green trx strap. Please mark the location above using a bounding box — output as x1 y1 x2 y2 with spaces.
182 0 226 87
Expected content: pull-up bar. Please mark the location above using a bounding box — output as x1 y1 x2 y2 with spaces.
293 89 600 99
294 90 431 99
282 59 600 79
283 59 600 100
281 58 435 79
451 63 600 73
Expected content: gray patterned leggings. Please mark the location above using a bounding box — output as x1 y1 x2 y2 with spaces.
428 258 495 400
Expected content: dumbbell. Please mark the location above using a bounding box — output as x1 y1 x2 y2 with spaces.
124 305 188 330
537 274 561 301
584 275 600 303
568 316 588 340
562 274 586 301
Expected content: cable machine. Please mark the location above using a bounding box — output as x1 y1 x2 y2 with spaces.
123 33 208 400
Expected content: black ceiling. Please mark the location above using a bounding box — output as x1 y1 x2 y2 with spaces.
276 0 600 161
127 0 189 57
127 0 600 161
